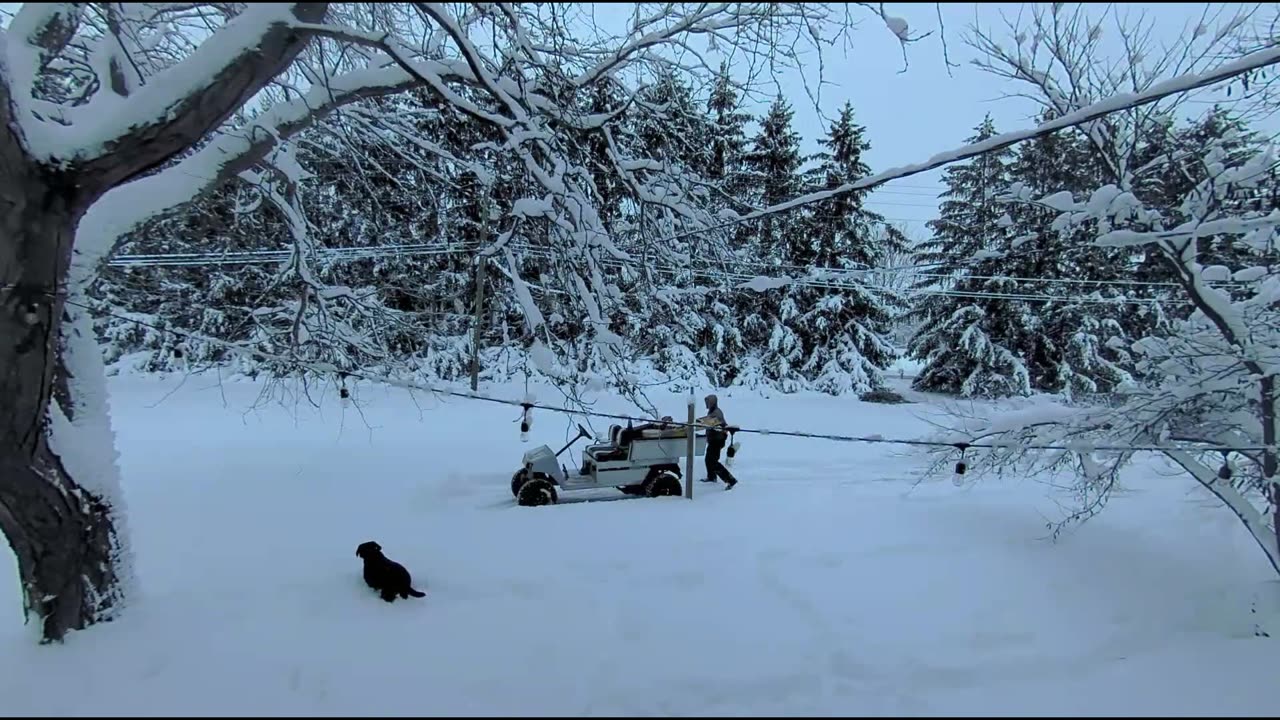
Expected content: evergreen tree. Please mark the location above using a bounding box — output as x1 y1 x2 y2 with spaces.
792 101 905 394
1135 106 1269 285
997 115 1134 398
631 69 710 171
738 95 808 390
692 63 755 387
908 115 1010 296
581 75 629 228
908 115 1028 397
705 62 752 203
742 95 806 263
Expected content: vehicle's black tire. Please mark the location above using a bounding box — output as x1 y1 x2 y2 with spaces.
511 469 529 498
517 477 558 507
642 471 682 498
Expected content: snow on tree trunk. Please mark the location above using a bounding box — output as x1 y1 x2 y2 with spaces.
0 1 330 643
0 174 129 643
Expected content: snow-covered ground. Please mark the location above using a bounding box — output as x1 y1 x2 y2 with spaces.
2 373 1277 716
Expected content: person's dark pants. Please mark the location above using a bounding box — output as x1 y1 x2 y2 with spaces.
704 443 736 484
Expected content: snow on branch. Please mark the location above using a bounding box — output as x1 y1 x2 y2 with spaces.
854 2 934 72
964 3 1259 185
73 55 476 290
235 167 411 374
54 2 936 415
3 3 82 110
922 134 1280 574
21 3 327 181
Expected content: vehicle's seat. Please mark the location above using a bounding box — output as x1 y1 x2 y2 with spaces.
589 445 628 462
588 425 628 462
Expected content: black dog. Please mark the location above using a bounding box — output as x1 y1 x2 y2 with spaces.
355 541 427 602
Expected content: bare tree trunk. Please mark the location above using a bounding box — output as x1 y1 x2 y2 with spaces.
1262 375 1280 570
0 170 124 643
1274 481 1279 577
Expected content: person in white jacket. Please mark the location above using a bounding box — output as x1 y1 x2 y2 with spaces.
698 394 737 489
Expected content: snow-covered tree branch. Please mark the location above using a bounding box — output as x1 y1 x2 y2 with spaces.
923 102 1280 576
1 1 920 644
964 3 1256 187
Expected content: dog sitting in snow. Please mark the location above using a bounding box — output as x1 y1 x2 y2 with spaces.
355 541 427 602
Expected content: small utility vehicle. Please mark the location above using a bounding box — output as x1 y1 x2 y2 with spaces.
511 421 709 506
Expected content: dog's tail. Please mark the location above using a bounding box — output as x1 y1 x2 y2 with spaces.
407 587 426 598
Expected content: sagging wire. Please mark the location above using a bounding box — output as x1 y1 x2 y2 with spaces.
53 296 1280 458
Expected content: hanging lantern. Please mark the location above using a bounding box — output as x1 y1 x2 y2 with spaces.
952 443 969 487
520 403 533 442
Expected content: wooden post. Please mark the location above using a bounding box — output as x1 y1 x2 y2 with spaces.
685 393 695 499
685 225 696 499
469 257 487 392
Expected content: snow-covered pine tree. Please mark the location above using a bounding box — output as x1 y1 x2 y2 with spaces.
998 115 1135 399
581 76 632 233
939 3 1280 579
908 115 1008 291
706 62 753 205
907 115 1029 397
632 69 711 170
793 101 906 394
739 95 808 391
935 127 1280 578
696 62 754 386
742 95 806 263
92 183 281 372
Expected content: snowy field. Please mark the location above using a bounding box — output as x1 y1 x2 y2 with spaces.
2 372 1278 716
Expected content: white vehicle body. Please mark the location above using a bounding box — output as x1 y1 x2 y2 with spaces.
513 423 709 504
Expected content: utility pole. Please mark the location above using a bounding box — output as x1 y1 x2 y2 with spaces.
685 391 695 499
469 180 492 392
469 256 487 392
685 219 696 499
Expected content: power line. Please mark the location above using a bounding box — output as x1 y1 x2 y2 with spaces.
874 189 943 196
861 200 941 209
64 295 1274 456
911 288 1190 307
104 237 1261 302
108 242 472 261
103 210 938 269
396 243 1196 306
107 243 481 268
500 242 1254 297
